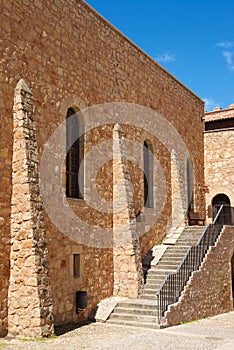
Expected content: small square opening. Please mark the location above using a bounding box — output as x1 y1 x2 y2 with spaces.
73 254 80 278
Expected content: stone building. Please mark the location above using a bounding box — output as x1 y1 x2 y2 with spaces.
204 105 234 224
0 0 210 337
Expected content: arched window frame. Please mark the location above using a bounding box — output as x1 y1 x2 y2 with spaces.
186 158 194 213
143 139 154 208
66 107 84 199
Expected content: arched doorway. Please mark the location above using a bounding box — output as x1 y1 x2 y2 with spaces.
212 193 231 224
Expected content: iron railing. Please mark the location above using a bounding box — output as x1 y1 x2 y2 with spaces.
156 205 226 324
213 204 233 225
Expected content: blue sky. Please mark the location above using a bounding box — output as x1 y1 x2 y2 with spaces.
85 0 234 111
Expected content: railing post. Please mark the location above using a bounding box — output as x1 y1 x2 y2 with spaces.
157 293 160 325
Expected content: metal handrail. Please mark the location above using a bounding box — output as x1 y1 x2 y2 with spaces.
156 207 226 325
213 204 224 224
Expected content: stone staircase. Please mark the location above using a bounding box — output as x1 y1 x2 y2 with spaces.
107 226 205 328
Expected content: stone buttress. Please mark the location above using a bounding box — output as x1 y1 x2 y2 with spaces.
8 79 54 337
112 124 143 298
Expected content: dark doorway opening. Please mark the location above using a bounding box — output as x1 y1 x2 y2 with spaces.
212 193 231 225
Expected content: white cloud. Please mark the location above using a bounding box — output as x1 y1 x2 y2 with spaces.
215 41 234 71
222 51 234 70
155 52 176 64
216 41 234 48
203 97 220 112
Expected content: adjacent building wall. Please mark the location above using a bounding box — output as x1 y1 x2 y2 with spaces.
204 106 234 221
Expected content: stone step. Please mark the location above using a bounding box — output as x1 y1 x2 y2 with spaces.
177 231 203 236
142 286 156 292
177 236 202 240
144 282 162 289
156 253 183 266
114 307 158 316
178 231 203 236
158 256 186 261
109 312 157 323
150 267 177 272
159 256 184 261
183 226 205 231
139 294 157 300
145 280 166 286
165 248 189 252
180 230 203 235
147 269 175 275
146 275 173 281
164 249 189 254
175 243 195 247
143 286 162 292
177 235 201 238
146 276 173 283
154 262 180 267
117 300 157 310
146 279 184 289
107 319 160 329
146 273 168 278
141 289 157 295
176 239 199 244
145 275 166 281
146 272 168 277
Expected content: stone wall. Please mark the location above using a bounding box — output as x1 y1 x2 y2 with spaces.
204 127 234 212
0 0 205 335
162 226 234 327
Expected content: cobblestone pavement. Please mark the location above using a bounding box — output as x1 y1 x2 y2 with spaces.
1 311 234 350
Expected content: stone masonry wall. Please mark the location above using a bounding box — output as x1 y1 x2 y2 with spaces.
204 128 234 212
162 226 234 327
0 0 204 334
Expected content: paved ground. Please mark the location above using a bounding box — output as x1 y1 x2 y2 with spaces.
1 311 234 350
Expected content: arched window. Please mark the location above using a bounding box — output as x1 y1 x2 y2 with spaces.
187 158 194 212
143 140 153 208
212 193 231 224
66 107 84 199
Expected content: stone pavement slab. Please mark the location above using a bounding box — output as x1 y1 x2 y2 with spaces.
0 311 233 350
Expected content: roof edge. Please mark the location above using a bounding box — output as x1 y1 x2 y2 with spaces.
205 107 234 115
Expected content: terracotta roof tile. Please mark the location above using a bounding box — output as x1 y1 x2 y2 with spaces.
205 106 234 122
